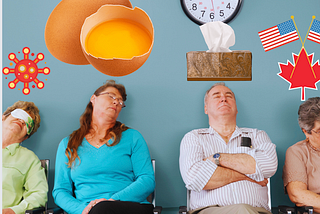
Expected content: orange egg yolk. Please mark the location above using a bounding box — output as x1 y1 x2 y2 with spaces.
85 19 152 59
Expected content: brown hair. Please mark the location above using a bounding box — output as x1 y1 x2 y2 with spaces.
3 100 41 138
66 80 129 167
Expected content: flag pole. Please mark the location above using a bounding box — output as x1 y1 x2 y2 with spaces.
303 16 316 45
291 16 304 46
303 16 317 78
290 46 303 78
289 16 303 78
290 16 316 79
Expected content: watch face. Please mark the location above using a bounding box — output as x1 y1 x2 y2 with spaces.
181 0 242 25
213 153 220 159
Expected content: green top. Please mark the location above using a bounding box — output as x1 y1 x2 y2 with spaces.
2 143 48 214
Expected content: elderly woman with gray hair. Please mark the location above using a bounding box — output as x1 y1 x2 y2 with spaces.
282 97 320 213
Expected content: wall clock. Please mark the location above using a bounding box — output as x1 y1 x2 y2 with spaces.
181 0 242 25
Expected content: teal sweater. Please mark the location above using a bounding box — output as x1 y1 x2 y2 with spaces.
52 129 155 214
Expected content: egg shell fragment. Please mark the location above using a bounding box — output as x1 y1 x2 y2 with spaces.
80 5 154 76
44 0 133 65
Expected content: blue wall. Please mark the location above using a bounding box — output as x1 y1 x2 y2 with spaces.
2 0 320 210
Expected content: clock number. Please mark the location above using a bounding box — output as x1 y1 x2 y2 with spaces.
220 10 224 17
201 10 205 17
192 3 197 10
226 3 231 9
210 12 214 19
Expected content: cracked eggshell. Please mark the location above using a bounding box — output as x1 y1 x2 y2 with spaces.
80 5 154 76
44 0 133 65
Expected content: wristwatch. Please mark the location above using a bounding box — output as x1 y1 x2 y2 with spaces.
213 153 220 165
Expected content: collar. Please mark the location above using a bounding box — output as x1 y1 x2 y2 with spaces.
4 143 20 155
198 126 251 138
201 126 240 135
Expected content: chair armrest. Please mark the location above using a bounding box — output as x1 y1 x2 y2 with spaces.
296 206 313 214
278 205 295 214
25 207 45 214
179 206 187 214
153 206 162 214
46 207 64 214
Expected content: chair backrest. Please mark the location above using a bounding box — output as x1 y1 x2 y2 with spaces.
267 178 271 209
186 177 272 211
40 159 49 180
40 159 50 210
146 159 156 206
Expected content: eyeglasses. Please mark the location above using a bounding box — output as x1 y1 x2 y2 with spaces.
311 129 320 135
99 92 125 108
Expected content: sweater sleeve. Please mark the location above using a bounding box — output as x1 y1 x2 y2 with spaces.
10 155 48 214
52 138 87 214
110 131 155 203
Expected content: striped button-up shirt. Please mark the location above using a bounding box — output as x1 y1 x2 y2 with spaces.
179 126 277 211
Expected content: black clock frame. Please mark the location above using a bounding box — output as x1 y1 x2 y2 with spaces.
180 0 243 25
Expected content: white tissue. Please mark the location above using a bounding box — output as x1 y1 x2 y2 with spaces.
200 21 235 52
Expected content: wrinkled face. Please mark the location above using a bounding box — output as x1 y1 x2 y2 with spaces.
304 120 320 145
90 87 123 122
204 85 238 119
2 114 28 142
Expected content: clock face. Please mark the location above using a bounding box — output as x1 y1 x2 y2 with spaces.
181 0 242 25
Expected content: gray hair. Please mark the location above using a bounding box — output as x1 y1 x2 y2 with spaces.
298 97 320 133
204 82 235 104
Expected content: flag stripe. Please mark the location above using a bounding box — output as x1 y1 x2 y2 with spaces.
263 32 299 49
308 31 320 44
258 20 299 52
264 36 300 51
262 31 298 47
307 19 320 44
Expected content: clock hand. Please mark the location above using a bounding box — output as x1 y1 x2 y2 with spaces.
211 0 215 13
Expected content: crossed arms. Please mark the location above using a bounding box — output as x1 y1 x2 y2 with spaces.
179 129 277 192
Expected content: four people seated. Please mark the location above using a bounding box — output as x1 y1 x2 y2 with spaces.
179 82 277 214
2 101 48 214
2 82 318 213
52 80 155 214
282 97 320 213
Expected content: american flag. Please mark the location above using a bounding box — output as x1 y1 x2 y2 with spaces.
258 20 299 52
307 19 320 44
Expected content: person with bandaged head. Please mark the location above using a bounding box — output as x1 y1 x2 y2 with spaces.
2 101 48 214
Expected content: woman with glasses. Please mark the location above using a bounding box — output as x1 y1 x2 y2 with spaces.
53 80 155 214
282 97 320 213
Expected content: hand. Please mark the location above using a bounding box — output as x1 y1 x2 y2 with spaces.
2 208 15 214
82 198 107 214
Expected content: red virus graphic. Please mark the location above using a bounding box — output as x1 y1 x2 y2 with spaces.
3 47 50 95
278 47 320 101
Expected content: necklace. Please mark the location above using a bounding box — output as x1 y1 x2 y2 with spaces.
96 143 103 148
306 138 320 152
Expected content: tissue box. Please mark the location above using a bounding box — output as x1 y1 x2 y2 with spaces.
187 51 252 81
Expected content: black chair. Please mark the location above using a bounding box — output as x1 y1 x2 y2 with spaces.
48 159 162 214
25 159 50 214
278 205 314 214
179 178 272 213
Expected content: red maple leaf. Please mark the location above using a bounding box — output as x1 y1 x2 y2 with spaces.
278 47 320 100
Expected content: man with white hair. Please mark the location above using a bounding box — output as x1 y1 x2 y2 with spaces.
179 83 277 214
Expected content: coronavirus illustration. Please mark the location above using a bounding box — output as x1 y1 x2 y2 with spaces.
3 47 50 95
